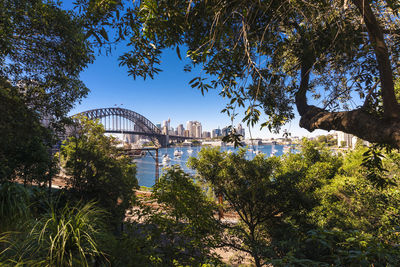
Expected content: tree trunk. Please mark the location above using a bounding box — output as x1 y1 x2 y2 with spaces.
351 0 400 119
294 3 400 148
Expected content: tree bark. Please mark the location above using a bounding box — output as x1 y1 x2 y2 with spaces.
294 1 400 148
299 105 400 148
351 0 400 118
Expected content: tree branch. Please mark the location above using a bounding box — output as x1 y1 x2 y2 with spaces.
352 0 400 118
299 106 400 148
295 59 314 116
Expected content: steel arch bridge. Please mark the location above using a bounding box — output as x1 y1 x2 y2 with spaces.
73 107 189 147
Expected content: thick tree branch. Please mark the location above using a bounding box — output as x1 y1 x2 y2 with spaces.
295 59 313 117
299 106 400 148
294 47 400 148
352 0 400 118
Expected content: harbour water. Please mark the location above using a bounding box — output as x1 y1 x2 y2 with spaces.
135 145 285 187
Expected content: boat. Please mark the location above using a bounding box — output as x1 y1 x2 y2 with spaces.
187 148 193 154
270 146 278 156
174 149 183 157
162 154 171 165
255 150 262 155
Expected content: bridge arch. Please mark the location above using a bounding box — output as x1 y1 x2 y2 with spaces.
74 107 164 147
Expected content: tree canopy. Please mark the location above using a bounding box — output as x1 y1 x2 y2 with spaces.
60 116 138 226
0 0 93 121
77 0 400 147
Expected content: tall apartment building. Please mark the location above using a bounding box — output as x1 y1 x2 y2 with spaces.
177 124 184 136
337 131 353 148
211 128 221 138
184 130 190 137
237 123 245 138
194 122 202 138
202 131 211 139
162 119 170 135
186 121 193 137
221 126 230 136
186 120 202 138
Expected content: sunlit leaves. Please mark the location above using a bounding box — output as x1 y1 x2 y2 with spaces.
189 76 212 95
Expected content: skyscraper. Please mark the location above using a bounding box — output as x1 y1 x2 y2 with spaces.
194 122 202 138
186 121 193 137
212 128 221 138
237 123 245 138
177 124 184 136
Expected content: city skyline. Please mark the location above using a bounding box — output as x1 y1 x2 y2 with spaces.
156 119 247 139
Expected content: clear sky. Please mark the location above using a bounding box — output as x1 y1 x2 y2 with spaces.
63 0 329 139
69 45 330 139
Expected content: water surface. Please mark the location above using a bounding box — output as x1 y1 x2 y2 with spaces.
135 145 286 187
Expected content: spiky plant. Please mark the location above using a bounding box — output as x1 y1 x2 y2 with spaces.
0 182 31 232
2 201 109 267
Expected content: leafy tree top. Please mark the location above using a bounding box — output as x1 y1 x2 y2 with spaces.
75 0 400 147
1 0 94 120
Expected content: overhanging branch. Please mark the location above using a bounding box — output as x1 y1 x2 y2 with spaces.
299 105 400 148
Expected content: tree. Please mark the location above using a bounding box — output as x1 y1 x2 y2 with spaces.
0 0 95 186
76 0 400 147
1 0 93 122
190 148 288 267
149 166 222 265
60 116 138 226
0 78 55 185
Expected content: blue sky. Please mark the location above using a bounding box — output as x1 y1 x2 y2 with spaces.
70 46 329 138
64 0 329 139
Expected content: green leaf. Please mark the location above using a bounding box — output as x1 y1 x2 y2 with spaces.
176 46 182 60
99 27 109 41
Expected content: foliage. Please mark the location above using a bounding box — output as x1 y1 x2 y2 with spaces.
97 166 222 266
284 144 400 265
189 142 400 265
74 0 400 147
0 182 31 232
361 146 396 188
190 148 290 266
0 201 108 267
0 80 55 185
0 0 93 121
60 116 138 226
149 166 222 265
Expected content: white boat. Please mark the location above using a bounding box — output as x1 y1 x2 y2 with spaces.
270 146 278 156
187 149 193 154
162 154 171 165
174 150 183 157
255 150 262 155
